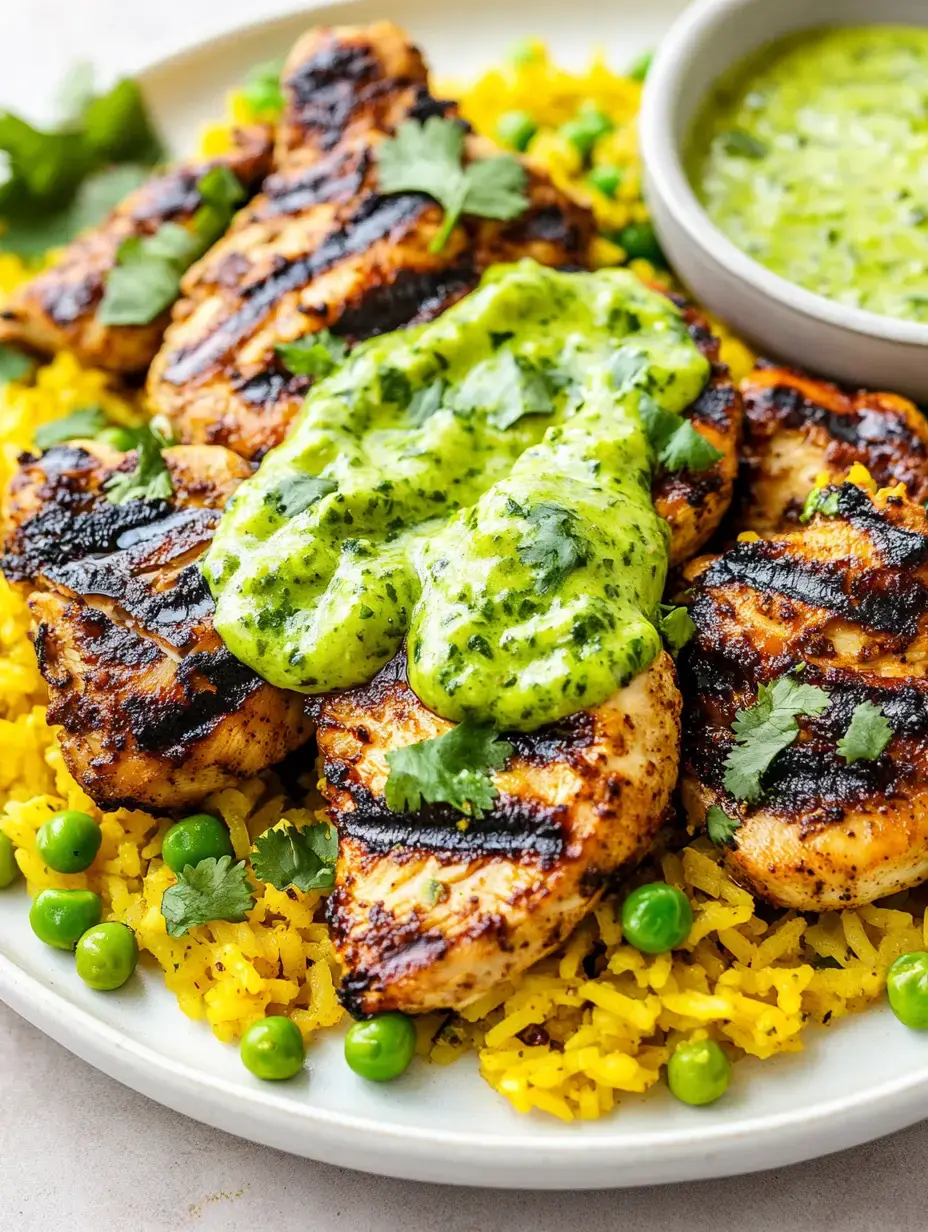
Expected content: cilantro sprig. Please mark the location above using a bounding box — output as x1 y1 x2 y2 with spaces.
275 329 348 379
385 718 513 819
516 501 588 593
723 671 829 803
160 855 255 937
251 820 338 893
838 701 893 764
34 405 110 450
104 419 173 505
378 117 529 253
98 165 245 326
658 604 696 654
638 392 723 474
707 804 742 847
0 68 163 258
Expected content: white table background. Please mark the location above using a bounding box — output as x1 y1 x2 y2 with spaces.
3 2 928 1227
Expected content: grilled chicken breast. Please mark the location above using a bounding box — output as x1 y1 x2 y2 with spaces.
0 128 274 375
1 441 312 811
655 298 741 566
739 363 928 535
681 481 928 910
147 22 595 462
315 651 681 1015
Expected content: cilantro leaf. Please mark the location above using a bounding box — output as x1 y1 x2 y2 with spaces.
385 717 513 819
517 501 588 593
659 604 696 654
160 855 255 937
240 59 286 118
610 350 650 393
408 378 447 425
266 474 337 518
707 804 742 847
275 329 348 379
104 421 173 504
0 71 162 258
251 820 338 892
723 672 830 803
838 701 893 764
0 343 34 387
800 484 842 524
377 117 529 253
34 405 109 450
720 128 768 160
638 393 723 474
453 353 555 430
98 168 244 326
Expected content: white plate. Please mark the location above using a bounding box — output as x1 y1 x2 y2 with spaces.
3 0 928 1190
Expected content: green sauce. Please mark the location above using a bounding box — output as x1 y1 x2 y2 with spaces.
204 261 708 731
688 26 928 322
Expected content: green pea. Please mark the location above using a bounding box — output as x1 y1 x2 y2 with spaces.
75 922 139 991
667 1039 731 1106
496 110 538 153
96 425 139 452
162 814 234 875
344 1012 417 1082
587 163 624 199
0 833 18 888
887 951 928 1029
29 888 102 951
35 810 102 874
615 221 667 266
240 1016 306 1081
628 50 654 83
621 882 693 954
559 105 614 160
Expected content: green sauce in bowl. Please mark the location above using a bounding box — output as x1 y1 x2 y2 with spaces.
688 26 928 323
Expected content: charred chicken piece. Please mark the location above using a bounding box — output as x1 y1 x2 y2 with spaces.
316 651 681 1016
681 481 928 910
0 127 274 375
1 441 312 812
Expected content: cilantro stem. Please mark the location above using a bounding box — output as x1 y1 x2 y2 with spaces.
428 205 461 254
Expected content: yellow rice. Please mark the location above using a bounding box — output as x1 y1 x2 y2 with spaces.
0 44 919 1120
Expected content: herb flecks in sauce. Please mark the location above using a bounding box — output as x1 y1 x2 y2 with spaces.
205 262 709 731
689 26 928 323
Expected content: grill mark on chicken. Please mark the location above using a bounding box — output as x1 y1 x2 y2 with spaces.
161 192 429 387
331 265 476 339
681 484 928 909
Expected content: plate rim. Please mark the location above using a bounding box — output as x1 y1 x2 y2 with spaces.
3 0 928 1186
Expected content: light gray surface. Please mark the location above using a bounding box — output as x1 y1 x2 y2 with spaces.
2 0 928 1226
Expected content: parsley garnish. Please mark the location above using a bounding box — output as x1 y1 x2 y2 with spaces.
160 855 255 937
34 405 110 450
385 717 513 819
0 70 162 258
251 821 338 892
454 353 556 430
707 804 742 847
104 420 173 504
98 165 245 325
838 701 893 764
267 474 337 518
800 485 841 524
638 393 723 474
275 329 348 379
517 502 588 593
240 59 285 119
0 344 34 387
723 672 829 803
377 116 529 253
659 604 696 654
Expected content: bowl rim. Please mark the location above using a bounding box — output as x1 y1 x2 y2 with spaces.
639 0 928 349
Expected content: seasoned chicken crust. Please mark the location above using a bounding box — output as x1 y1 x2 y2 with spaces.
316 651 681 1015
681 482 928 910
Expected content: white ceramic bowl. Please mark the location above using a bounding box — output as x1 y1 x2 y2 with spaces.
640 0 928 399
